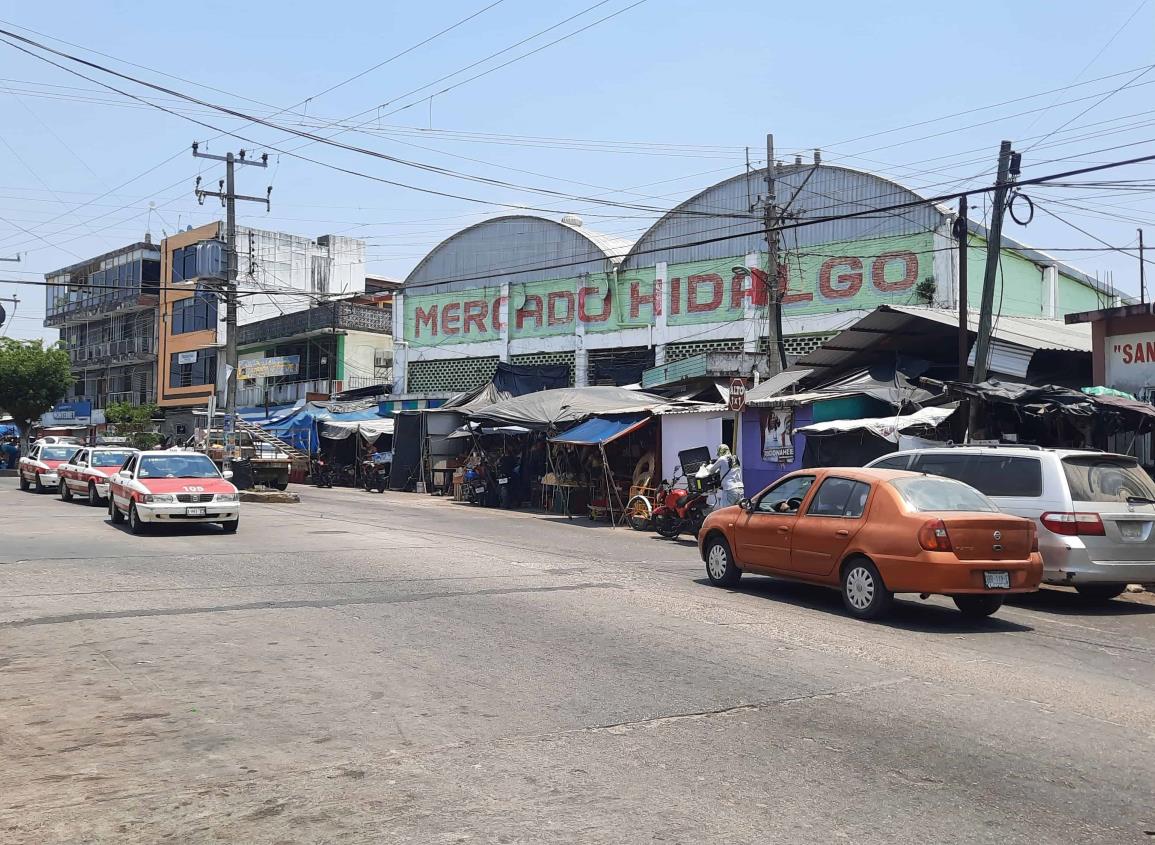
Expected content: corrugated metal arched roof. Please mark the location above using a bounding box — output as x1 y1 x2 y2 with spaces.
404 215 633 294
620 164 944 271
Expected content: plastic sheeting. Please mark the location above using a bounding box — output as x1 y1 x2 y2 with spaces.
795 406 955 442
470 386 673 430
320 418 396 441
548 414 649 445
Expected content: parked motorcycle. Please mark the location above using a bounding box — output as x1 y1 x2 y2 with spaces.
361 452 391 493
649 467 718 539
312 458 336 488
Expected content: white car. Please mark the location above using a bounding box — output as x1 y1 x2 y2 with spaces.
58 446 140 506
108 451 240 534
18 442 78 492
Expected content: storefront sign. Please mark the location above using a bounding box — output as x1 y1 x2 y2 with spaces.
40 400 93 427
1105 331 1155 395
238 355 300 380
403 233 931 347
761 408 795 463
177 350 199 365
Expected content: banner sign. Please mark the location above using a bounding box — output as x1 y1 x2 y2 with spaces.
238 355 300 380
403 233 931 347
761 408 795 463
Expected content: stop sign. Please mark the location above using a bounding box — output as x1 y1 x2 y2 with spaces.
728 378 746 411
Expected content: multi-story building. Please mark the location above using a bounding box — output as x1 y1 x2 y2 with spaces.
43 239 163 420
155 222 375 434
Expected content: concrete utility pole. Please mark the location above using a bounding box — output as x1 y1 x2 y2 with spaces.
763 133 785 376
971 141 1019 384
1139 228 1146 304
192 144 270 467
955 195 969 381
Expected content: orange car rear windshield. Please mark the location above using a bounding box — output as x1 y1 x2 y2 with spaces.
891 476 997 512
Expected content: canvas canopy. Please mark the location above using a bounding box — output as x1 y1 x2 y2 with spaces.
446 422 533 439
469 386 674 430
548 414 650 446
320 418 396 442
795 406 956 442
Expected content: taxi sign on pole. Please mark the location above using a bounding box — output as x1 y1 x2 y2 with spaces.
728 378 747 412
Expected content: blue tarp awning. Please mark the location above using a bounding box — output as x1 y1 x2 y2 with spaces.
548 414 650 446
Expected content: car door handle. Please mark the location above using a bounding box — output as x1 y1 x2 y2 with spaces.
777 526 790 534
836 529 849 537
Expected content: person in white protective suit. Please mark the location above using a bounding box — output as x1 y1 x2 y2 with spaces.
697 443 744 509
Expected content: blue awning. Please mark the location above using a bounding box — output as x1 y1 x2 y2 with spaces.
549 414 650 446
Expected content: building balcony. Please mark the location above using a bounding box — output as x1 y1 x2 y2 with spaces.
236 378 334 408
68 337 156 367
45 290 158 327
237 302 392 347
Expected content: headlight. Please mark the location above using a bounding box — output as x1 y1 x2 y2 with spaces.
215 493 238 502
142 494 175 503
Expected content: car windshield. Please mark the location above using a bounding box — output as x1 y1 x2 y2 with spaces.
91 451 135 467
891 476 998 512
1062 456 1155 503
41 446 77 460
138 454 221 479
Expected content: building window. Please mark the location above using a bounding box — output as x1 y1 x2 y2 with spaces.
171 242 222 283
169 349 218 388
171 288 218 334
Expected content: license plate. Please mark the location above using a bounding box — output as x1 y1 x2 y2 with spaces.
498 478 508 485
983 570 1011 589
1119 521 1144 539
186 507 207 517
475 485 486 493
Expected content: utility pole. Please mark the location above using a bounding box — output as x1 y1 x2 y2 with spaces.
955 195 969 381
1139 228 1146 304
192 144 270 468
763 133 785 376
971 141 1019 385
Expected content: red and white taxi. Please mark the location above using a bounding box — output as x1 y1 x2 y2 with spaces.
58 446 139 506
108 451 240 534
18 442 80 492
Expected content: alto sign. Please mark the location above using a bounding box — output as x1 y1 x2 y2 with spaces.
1105 331 1155 395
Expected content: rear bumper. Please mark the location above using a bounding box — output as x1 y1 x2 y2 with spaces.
135 502 240 523
38 471 59 486
877 553 1044 595
1040 541 1155 584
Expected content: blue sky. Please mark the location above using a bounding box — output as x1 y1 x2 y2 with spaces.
1 0 1153 340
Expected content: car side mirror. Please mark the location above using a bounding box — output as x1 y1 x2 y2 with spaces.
119 470 132 479
740 498 753 512
222 470 234 480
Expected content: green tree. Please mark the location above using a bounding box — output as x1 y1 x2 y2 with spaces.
0 338 73 450
104 401 162 450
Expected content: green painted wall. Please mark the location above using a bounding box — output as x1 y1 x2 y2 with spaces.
965 234 1109 318
336 334 346 381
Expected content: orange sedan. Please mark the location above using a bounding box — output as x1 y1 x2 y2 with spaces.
698 468 1043 620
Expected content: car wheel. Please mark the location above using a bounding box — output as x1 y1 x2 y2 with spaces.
128 503 148 535
109 497 124 524
1074 583 1127 602
953 594 1005 618
704 535 742 587
88 482 102 506
19 473 29 491
60 479 72 502
34 473 45 493
272 480 288 491
840 558 893 620
221 518 239 534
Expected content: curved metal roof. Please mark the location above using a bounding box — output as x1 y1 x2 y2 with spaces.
620 163 943 271
404 214 633 294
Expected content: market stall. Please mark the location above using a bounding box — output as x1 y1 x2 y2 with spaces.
547 414 655 522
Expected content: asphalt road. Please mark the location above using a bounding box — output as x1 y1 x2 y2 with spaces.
1 479 1153 844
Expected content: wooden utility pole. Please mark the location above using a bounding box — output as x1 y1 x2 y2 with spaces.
763 133 784 376
955 195 969 382
1139 228 1146 304
971 141 1018 384
192 144 270 467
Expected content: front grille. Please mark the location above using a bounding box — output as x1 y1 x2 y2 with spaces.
176 493 214 503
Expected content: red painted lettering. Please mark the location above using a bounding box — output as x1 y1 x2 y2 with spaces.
578 286 611 323
414 304 438 337
871 251 918 293
629 279 662 319
669 277 681 315
547 290 575 326
516 294 543 330
463 299 488 334
1123 344 1134 364
819 257 863 299
730 270 767 308
687 274 723 313
492 295 507 332
440 302 461 335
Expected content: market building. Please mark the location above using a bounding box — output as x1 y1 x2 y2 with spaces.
396 162 1122 395
155 222 375 436
43 239 163 428
1066 302 1155 400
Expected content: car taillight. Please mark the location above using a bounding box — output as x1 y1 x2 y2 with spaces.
1029 523 1039 553
1040 512 1105 536
918 518 953 552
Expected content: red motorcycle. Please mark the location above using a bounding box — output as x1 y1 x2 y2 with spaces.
648 469 719 539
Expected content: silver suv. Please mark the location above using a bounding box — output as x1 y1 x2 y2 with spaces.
866 446 1155 600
